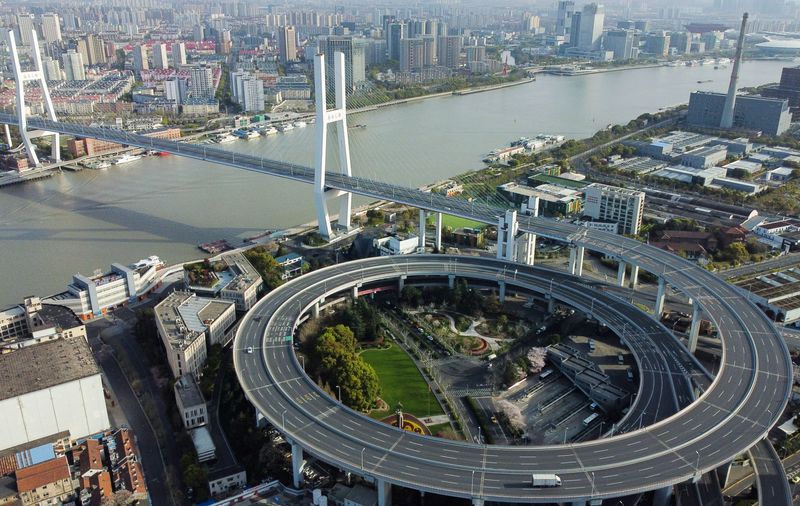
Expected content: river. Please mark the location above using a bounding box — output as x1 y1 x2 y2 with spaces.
0 60 791 307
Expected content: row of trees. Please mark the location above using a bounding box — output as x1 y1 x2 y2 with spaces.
311 325 381 412
243 246 285 291
341 299 380 342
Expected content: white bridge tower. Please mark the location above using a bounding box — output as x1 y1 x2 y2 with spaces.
5 29 60 166
314 51 353 240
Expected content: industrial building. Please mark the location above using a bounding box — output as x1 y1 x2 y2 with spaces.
0 338 109 452
154 291 235 378
734 267 800 323
680 145 728 169
583 183 645 235
687 91 791 136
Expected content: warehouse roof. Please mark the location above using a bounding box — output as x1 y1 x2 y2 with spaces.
0 337 99 401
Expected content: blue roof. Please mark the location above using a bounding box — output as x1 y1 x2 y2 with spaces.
16 444 56 469
275 253 302 264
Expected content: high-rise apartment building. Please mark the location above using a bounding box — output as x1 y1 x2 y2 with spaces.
317 36 366 92
40 13 62 43
172 42 187 66
400 38 424 71
77 34 107 66
165 77 188 105
15 14 35 46
41 56 62 80
437 35 461 69
278 26 298 64
645 31 671 57
583 183 645 236
62 50 86 81
387 22 406 61
132 44 149 73
422 35 436 67
189 65 215 99
152 43 169 70
241 77 265 112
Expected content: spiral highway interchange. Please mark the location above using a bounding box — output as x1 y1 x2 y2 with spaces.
234 249 792 504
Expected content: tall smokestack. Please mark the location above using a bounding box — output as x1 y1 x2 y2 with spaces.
720 12 748 129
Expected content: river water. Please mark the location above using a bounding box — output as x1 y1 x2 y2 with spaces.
0 60 790 306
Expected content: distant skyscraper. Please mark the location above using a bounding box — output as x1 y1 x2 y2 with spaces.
41 56 62 80
193 25 205 42
62 50 86 81
400 38 424 71
577 3 604 51
241 77 265 112
387 22 406 61
365 39 387 67
77 34 107 66
645 32 671 57
437 35 461 69
466 44 486 63
132 44 149 73
153 43 169 70
172 42 187 66
556 1 575 41
278 26 298 64
317 36 366 92
15 14 35 46
40 13 62 43
189 65 215 98
165 77 188 105
422 35 436 67
604 30 634 60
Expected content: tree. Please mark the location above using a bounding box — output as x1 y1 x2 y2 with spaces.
400 285 423 306
526 347 547 374
312 325 380 411
243 246 284 290
496 399 525 431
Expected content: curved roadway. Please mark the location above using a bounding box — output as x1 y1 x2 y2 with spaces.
234 255 791 503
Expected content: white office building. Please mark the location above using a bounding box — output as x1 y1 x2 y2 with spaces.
583 183 645 236
174 375 207 429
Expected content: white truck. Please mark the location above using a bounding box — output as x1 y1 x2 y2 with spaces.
531 473 562 488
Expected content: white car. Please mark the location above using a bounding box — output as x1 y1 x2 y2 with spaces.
246 346 254 354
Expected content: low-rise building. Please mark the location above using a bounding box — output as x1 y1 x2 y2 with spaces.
67 127 180 158
45 262 160 320
711 177 762 195
0 297 85 349
375 236 419 256
190 427 216 463
185 253 262 311
723 159 763 177
498 182 583 216
734 267 800 323
208 466 246 497
174 375 207 429
275 253 304 279
0 338 109 452
767 166 795 182
651 165 726 186
15 457 72 506
155 291 235 378
680 145 728 169
754 219 800 249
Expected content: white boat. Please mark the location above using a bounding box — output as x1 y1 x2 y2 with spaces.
215 134 238 143
114 154 142 165
95 161 110 170
131 255 165 269
278 124 294 132
293 121 307 128
245 130 260 139
261 127 278 135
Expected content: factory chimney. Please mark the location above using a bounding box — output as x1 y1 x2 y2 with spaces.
720 12 748 129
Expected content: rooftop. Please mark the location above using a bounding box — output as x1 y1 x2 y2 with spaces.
155 291 233 350
15 456 69 492
0 337 99 401
175 374 205 408
528 173 588 190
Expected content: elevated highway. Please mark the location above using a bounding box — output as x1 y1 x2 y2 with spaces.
234 255 791 503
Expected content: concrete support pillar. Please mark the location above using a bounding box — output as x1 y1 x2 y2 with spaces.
3 124 10 147
547 295 555 314
313 301 320 318
718 461 733 489
617 261 627 287
435 212 443 252
655 278 667 316
291 442 304 489
399 275 406 292
498 281 506 303
630 265 640 290
568 247 577 275
448 274 455 289
472 499 484 506
352 285 359 299
418 210 426 250
652 485 673 506
688 302 702 354
517 232 536 266
377 479 392 506
496 210 518 261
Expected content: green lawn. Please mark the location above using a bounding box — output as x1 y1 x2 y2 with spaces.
440 214 485 230
361 343 444 419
